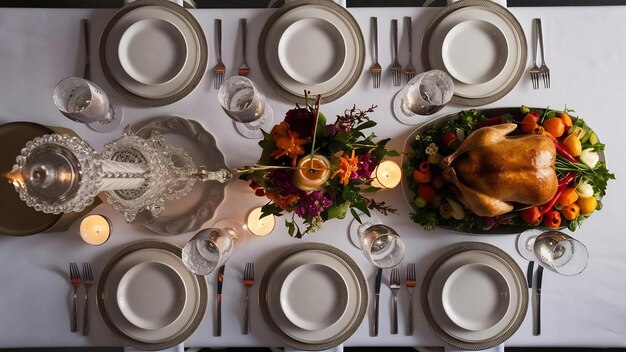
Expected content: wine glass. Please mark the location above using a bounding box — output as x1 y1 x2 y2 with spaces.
517 229 589 276
182 219 248 275
217 76 273 139
53 77 123 133
349 215 406 268
392 69 454 125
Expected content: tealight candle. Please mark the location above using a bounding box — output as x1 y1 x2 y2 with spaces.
293 155 331 191
246 207 276 236
371 160 402 189
79 214 111 246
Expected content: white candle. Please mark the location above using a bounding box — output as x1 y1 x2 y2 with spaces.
371 160 402 189
246 207 276 236
79 214 111 245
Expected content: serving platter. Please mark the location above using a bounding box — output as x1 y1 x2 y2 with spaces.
402 107 609 234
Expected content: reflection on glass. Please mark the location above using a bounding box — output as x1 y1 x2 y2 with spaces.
517 229 588 276
218 76 273 139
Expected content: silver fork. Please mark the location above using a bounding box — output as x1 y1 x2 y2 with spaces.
370 17 381 89
242 262 254 335
82 262 93 336
403 17 416 82
405 263 416 335
390 19 402 86
529 19 540 89
214 19 225 90
389 267 401 334
536 18 550 89
69 262 81 332
238 19 249 76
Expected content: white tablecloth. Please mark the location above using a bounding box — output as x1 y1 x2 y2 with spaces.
0 5 625 349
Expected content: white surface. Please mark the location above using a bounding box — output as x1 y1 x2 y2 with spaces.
0 5 625 350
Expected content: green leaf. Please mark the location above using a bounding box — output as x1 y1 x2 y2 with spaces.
385 150 400 157
350 208 362 224
261 203 283 218
362 186 381 193
258 130 277 164
353 120 377 131
327 201 350 219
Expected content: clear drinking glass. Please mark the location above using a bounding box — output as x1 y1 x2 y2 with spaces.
517 229 589 276
349 216 406 268
53 77 123 133
392 69 454 125
182 227 236 275
217 76 273 139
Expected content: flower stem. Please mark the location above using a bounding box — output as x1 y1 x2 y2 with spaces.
309 95 322 169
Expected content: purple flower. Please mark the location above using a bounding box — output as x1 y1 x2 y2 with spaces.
267 169 300 196
285 108 315 139
353 154 376 179
295 190 332 218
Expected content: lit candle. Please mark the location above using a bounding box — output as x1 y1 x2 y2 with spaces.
371 160 402 189
246 207 276 236
293 155 331 191
79 214 111 245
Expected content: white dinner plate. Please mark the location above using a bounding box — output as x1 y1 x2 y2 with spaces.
428 6 522 98
266 250 361 343
441 19 508 85
105 6 200 99
117 261 187 330
441 263 511 331
279 263 349 331
103 248 200 343
264 5 359 97
277 18 346 85
118 18 188 86
428 250 522 342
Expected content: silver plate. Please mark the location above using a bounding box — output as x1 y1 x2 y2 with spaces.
132 116 228 235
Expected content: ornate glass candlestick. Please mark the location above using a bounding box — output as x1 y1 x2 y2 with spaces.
5 127 232 223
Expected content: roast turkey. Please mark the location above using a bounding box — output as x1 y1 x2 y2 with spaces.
440 123 558 217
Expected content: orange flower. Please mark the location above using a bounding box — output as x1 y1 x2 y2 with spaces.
331 150 359 185
266 191 299 212
270 121 308 166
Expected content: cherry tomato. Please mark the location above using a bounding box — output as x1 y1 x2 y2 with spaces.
412 169 432 183
521 113 540 134
418 184 437 203
520 206 543 226
441 131 460 148
544 210 562 228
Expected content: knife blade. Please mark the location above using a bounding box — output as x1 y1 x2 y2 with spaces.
215 265 225 336
373 268 382 336
82 19 90 81
527 261 534 289
534 265 544 336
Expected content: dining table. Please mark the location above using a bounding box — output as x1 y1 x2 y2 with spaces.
0 3 625 351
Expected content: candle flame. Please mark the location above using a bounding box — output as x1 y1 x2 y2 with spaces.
3 166 25 190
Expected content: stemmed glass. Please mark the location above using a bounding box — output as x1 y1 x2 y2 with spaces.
349 215 406 268
218 76 273 139
392 69 454 125
517 229 589 276
53 77 123 133
182 219 247 275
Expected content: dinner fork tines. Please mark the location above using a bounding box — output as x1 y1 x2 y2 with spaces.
242 262 254 335
389 267 401 334
82 262 93 336
529 19 540 89
536 18 550 89
405 263 416 335
390 19 402 86
214 19 225 90
370 17 381 89
238 19 249 77
69 262 81 332
403 17 416 82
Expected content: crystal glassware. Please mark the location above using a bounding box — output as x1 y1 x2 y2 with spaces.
217 76 273 139
392 69 454 125
53 76 123 133
182 219 247 275
517 229 589 276
349 216 406 268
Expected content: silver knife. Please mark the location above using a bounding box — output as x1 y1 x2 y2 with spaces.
534 265 544 336
373 268 382 336
215 265 225 336
82 19 90 81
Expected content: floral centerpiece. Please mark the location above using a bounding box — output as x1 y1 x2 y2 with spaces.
237 95 398 238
